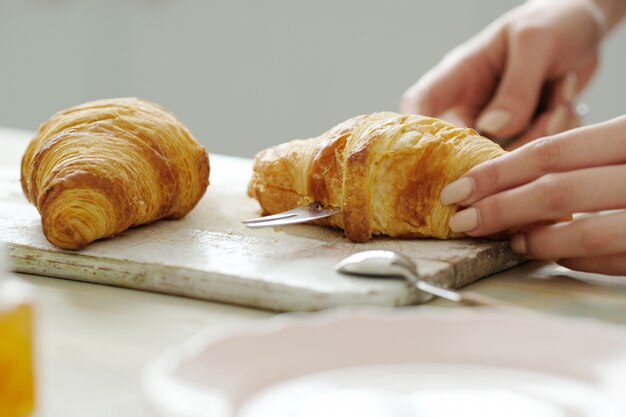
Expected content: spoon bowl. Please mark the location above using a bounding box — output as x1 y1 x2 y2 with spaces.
335 250 418 281
336 250 511 307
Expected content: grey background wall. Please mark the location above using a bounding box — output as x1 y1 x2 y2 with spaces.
1 0 625 158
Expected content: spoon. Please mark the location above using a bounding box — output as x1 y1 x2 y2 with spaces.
336 250 510 307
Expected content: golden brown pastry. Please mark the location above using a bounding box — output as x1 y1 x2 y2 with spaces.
21 98 210 250
248 112 505 242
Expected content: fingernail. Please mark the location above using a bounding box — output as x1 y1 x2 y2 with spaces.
510 234 527 255
476 110 512 135
449 208 479 233
439 111 467 127
546 106 569 136
443 115 466 127
441 177 473 205
562 72 577 103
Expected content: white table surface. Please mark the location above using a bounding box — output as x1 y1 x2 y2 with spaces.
2 126 626 417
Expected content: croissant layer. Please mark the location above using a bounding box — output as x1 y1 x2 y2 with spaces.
21 98 210 249
248 112 505 242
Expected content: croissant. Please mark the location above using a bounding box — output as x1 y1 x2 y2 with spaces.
21 98 210 250
248 112 506 242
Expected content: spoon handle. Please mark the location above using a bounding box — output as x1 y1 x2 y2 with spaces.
414 281 463 303
416 280 513 308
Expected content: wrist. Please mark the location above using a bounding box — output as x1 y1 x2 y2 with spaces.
525 0 610 41
584 0 626 33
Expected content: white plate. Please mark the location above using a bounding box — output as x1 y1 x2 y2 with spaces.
142 308 626 417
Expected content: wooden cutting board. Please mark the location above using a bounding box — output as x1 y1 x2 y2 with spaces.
0 131 524 311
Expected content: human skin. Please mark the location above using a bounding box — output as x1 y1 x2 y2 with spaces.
441 116 626 275
404 0 626 275
401 0 626 148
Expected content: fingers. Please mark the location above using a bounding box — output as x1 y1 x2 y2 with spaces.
475 25 553 138
400 58 468 117
505 72 580 150
512 210 626 260
506 104 580 151
439 113 470 129
439 108 476 129
558 254 626 276
554 71 579 106
449 165 626 236
401 38 501 118
517 209 626 276
440 116 626 207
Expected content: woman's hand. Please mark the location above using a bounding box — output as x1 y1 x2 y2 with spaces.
401 0 607 147
439 116 626 275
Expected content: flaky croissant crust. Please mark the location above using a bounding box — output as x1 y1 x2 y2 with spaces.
248 112 506 242
21 98 210 250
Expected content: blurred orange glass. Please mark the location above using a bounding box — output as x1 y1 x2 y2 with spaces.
0 280 35 417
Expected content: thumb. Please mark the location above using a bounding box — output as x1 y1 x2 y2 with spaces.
401 66 463 117
476 33 551 138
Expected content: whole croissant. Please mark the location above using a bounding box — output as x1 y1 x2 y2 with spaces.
21 98 210 250
248 112 505 242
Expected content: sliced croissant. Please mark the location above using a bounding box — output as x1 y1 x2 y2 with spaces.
248 112 505 242
21 98 210 250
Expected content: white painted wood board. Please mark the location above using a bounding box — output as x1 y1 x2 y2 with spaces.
0 132 524 311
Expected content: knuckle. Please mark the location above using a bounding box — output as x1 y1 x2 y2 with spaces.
497 90 535 112
530 137 561 173
440 42 468 64
477 160 500 192
511 22 556 49
537 174 572 214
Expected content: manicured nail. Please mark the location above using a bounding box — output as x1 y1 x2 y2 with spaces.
441 177 473 205
562 72 577 103
510 234 527 255
476 110 512 135
449 208 479 233
546 105 569 136
441 114 466 128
